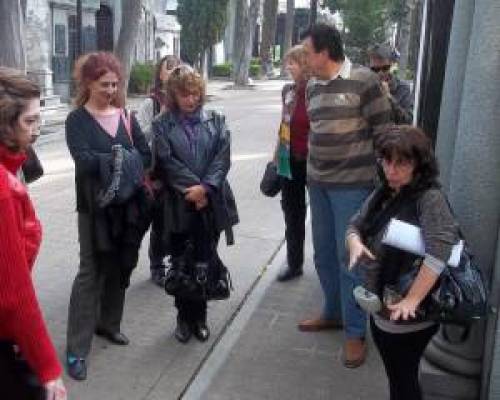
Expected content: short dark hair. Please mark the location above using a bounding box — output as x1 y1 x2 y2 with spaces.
305 23 344 62
377 125 439 189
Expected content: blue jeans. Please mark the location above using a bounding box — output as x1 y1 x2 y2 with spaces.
309 184 371 339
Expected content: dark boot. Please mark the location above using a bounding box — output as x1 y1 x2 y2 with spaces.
277 266 303 282
192 320 210 342
174 316 192 343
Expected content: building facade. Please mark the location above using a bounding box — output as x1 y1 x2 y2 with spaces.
25 0 180 101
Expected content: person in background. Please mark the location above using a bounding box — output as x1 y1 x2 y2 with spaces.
152 66 238 344
275 44 311 282
0 68 67 400
137 55 181 286
368 44 414 124
65 52 151 381
301 23 392 368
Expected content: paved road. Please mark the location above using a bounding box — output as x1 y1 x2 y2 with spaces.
30 81 287 399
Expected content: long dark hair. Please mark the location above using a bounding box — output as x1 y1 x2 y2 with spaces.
376 125 440 191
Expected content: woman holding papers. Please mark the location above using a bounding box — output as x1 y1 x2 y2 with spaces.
345 125 460 400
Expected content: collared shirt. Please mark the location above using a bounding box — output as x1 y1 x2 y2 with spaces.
306 59 393 188
313 57 352 85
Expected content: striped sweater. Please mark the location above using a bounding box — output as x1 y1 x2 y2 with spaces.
306 59 393 187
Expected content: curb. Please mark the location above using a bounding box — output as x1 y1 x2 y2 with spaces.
179 236 287 400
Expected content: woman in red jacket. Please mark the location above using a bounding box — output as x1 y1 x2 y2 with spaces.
0 68 67 400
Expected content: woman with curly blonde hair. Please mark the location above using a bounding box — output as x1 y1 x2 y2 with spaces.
152 66 238 344
274 45 312 283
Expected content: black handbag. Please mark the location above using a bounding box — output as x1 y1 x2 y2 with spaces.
164 210 233 301
388 242 488 328
164 252 232 301
424 247 487 325
0 342 45 399
22 146 44 184
260 162 282 197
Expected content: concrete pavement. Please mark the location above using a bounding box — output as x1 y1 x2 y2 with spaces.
30 80 387 399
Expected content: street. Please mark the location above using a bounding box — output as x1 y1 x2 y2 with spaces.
31 81 287 399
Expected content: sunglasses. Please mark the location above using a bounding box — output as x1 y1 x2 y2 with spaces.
371 65 391 73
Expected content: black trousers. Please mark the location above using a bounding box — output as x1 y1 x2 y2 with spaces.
370 318 439 400
0 342 45 400
281 157 307 270
170 211 212 324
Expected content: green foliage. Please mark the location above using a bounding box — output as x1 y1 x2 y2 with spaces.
212 63 232 77
324 0 393 64
129 63 154 94
249 63 261 78
211 62 261 78
251 58 261 66
177 0 229 65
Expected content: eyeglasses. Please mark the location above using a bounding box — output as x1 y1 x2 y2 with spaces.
370 65 391 73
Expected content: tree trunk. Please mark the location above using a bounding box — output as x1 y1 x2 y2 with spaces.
260 0 278 77
233 0 261 86
115 0 143 92
0 0 25 70
280 0 294 75
309 0 318 28
398 0 417 74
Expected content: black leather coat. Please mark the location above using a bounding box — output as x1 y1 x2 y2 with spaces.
152 109 238 244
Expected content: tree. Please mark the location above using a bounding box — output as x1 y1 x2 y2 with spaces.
233 0 261 86
0 0 26 70
388 0 418 74
177 0 229 70
115 0 143 91
325 0 392 64
260 0 279 76
280 0 295 75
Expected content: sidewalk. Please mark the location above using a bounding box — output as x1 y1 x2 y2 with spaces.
39 79 274 133
182 223 389 400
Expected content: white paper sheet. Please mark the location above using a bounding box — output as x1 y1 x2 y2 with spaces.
381 218 463 267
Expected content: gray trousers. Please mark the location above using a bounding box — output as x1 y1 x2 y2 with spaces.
66 213 126 358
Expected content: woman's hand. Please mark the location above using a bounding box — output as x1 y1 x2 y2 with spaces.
387 296 420 321
195 196 208 210
347 233 376 270
44 377 67 400
185 185 206 204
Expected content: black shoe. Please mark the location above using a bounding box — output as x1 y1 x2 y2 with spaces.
95 328 130 345
175 318 192 343
67 354 87 381
192 321 210 342
277 267 303 282
150 264 166 287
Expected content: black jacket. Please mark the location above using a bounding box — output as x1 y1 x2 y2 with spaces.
152 109 238 244
66 107 151 213
66 107 152 259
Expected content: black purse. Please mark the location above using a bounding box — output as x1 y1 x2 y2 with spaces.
260 162 282 197
22 146 44 184
164 210 233 301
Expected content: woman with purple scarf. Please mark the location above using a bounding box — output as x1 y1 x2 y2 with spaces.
151 66 238 344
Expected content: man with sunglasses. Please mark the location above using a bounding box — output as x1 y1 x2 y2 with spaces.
369 44 414 124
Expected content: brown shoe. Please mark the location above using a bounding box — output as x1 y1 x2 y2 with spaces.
297 317 343 332
342 338 367 368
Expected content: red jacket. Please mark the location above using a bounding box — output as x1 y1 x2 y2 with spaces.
0 144 62 384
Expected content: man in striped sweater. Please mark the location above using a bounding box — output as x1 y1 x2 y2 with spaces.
299 23 393 368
